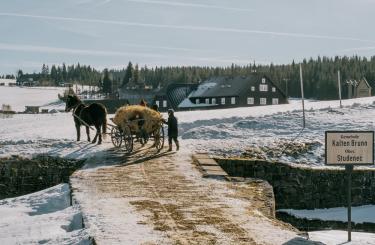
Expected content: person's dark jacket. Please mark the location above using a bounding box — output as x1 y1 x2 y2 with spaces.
167 115 178 137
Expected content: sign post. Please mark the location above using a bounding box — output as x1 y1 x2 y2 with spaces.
325 131 374 242
346 164 353 241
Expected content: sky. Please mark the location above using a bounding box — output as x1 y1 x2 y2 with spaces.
0 0 375 74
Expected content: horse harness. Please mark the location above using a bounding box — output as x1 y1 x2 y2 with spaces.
71 103 95 130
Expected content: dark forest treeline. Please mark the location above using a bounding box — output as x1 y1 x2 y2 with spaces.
12 55 375 100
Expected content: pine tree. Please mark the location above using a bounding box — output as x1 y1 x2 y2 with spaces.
62 63 67 81
122 62 133 87
133 64 140 84
102 69 112 94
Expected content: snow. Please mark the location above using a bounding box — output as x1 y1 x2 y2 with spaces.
187 82 217 97
0 184 91 245
176 97 375 165
309 230 375 245
0 85 65 112
278 205 375 224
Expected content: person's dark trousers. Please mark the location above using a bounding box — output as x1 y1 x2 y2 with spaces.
168 136 179 151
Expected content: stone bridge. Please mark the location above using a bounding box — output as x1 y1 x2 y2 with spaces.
70 146 316 244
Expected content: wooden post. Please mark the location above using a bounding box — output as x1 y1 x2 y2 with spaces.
299 64 305 128
338 70 342 108
346 165 353 242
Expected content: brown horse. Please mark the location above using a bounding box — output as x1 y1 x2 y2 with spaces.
65 95 107 144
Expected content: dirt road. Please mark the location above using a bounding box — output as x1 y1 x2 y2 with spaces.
70 145 306 244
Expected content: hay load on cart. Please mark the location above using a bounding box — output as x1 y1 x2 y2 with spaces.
110 105 165 153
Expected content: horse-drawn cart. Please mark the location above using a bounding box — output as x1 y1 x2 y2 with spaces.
109 105 165 153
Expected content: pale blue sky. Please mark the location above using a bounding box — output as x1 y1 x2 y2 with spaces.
1 0 375 74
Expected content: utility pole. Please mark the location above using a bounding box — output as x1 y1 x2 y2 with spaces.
283 78 289 98
338 70 342 108
299 64 305 128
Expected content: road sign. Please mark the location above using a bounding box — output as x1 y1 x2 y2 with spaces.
325 130 374 242
325 131 374 166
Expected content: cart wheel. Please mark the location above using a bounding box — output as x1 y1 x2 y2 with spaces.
154 124 164 151
111 126 123 148
123 125 133 153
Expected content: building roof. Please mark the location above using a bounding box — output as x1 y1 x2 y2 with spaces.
155 83 197 109
188 75 285 98
358 78 371 88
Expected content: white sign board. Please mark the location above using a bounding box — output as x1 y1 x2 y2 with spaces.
325 131 374 165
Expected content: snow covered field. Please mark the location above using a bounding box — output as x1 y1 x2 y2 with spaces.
0 85 65 112
2 85 375 165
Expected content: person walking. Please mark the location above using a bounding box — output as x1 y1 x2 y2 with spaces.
166 109 179 151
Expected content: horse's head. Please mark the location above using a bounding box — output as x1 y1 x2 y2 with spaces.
65 95 81 112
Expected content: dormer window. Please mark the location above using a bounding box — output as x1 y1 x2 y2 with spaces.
262 78 266 83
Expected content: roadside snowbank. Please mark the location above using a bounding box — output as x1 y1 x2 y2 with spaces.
309 230 375 245
0 184 91 244
279 205 375 224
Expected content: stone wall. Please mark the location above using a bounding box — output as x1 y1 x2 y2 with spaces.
216 158 375 209
0 155 85 199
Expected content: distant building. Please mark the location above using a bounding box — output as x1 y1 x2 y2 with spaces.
25 106 40 114
178 75 288 110
16 77 39 87
118 79 154 105
1 104 15 114
347 78 372 99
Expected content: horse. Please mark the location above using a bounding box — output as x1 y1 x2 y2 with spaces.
65 95 107 144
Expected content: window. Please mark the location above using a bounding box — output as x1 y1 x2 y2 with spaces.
262 78 266 83
212 98 216 104
251 86 255 91
205 98 210 104
221 97 225 104
155 100 159 107
272 98 279 105
163 100 167 107
259 84 268 92
247 97 254 105
272 87 276 92
196 99 200 104
260 98 267 105
231 97 236 105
